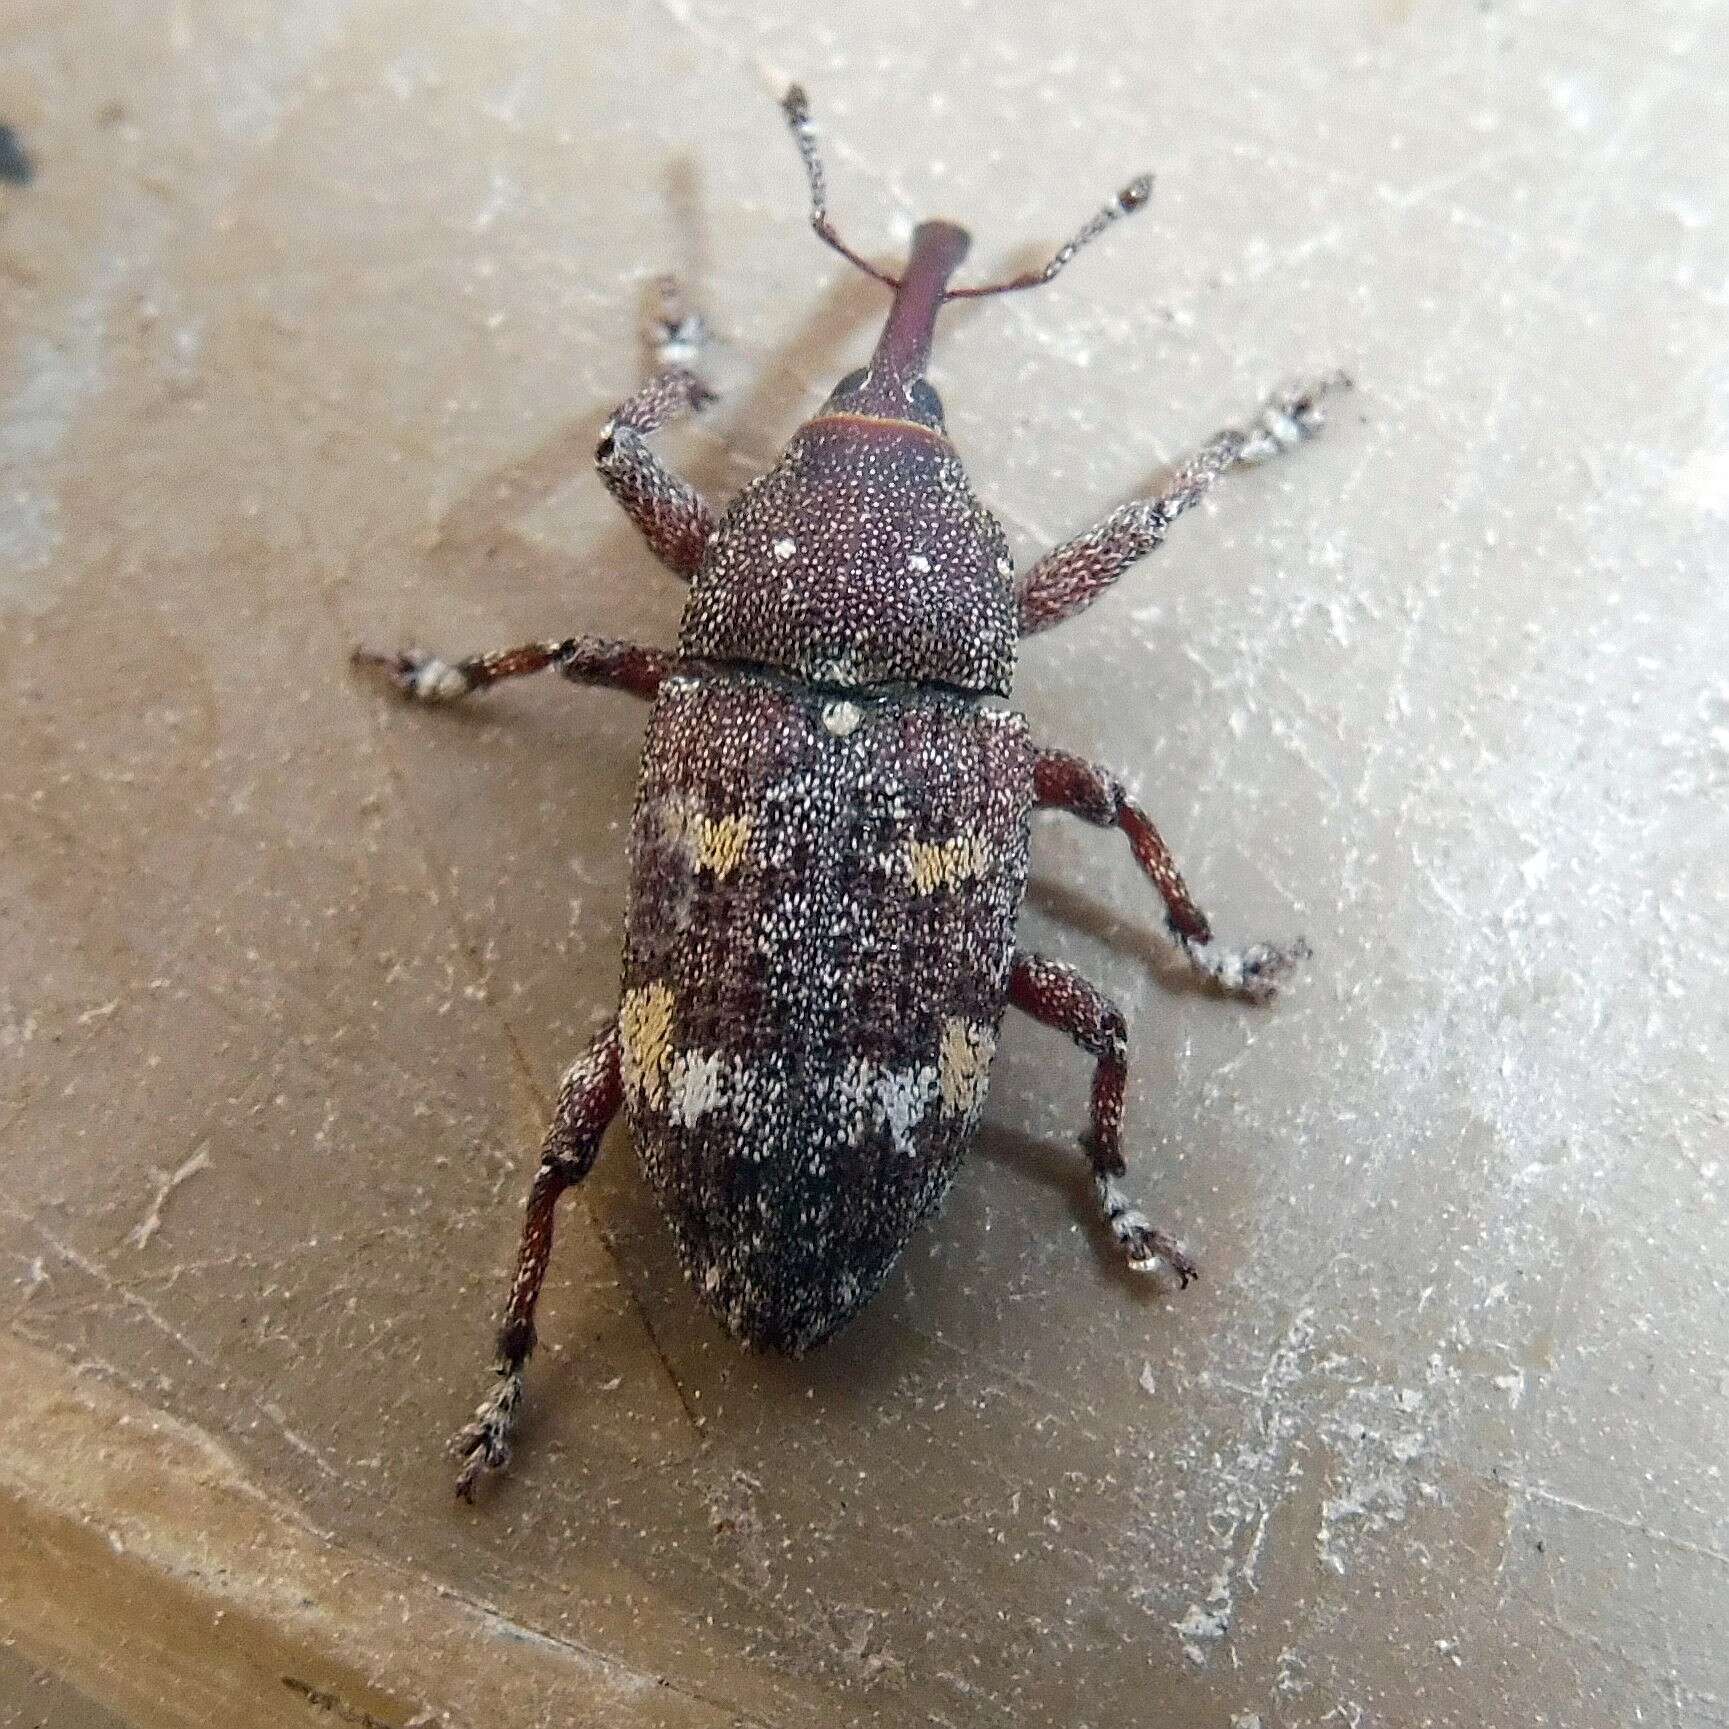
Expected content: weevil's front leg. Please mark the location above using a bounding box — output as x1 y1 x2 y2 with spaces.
1032 746 1306 1001
1015 373 1349 635
452 1023 623 1501
596 277 719 580
1007 950 1196 1285
353 633 677 706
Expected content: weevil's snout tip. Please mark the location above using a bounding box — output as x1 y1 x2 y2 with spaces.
912 218 972 273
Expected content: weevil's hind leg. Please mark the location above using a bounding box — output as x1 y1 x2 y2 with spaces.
1007 950 1196 1285
1032 745 1308 1001
352 633 677 706
1015 373 1351 635
596 276 720 581
451 1023 623 1500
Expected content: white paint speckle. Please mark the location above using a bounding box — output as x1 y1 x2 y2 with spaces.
773 537 796 561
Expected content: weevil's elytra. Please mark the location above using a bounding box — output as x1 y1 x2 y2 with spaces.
353 84 1349 1499
624 673 1030 1352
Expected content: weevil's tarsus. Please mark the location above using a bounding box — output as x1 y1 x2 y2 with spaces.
780 82 1151 310
1016 372 1353 634
450 1369 523 1501
352 635 676 706
647 273 709 372
1095 1173 1197 1286
1178 934 1312 1003
1007 950 1195 1285
452 1023 624 1501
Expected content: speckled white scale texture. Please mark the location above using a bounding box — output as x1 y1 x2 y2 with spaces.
677 417 1020 694
620 672 1031 1353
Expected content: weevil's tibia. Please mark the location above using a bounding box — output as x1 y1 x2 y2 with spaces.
1016 373 1352 634
592 274 719 580
352 634 676 705
780 82 1151 302
1007 950 1197 1286
452 1023 624 1500
1031 745 1307 1001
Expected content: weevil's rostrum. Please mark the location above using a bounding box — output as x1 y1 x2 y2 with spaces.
355 85 1347 1498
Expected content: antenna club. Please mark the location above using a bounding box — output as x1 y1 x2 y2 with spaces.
1118 175 1154 213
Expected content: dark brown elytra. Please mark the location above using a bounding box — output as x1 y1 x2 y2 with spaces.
355 85 1347 1500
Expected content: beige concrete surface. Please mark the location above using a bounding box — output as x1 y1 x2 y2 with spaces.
3 2 1726 1725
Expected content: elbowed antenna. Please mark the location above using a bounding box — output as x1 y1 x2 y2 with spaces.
779 84 1152 303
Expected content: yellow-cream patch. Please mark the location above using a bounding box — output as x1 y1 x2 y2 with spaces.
662 797 753 879
905 833 992 895
619 982 675 1108
938 1018 995 1116
690 811 752 877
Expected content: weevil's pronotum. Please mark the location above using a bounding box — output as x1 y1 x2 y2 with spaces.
357 87 1346 1498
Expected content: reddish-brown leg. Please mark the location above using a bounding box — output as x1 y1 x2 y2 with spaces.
1007 950 1196 1285
452 1023 624 1500
1015 374 1349 635
1032 745 1307 1001
352 633 677 706
596 277 719 580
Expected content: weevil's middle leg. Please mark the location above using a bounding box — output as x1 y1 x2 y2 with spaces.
596 277 719 581
1032 745 1307 1001
452 1022 624 1501
1015 373 1350 635
1006 949 1196 1285
352 633 677 706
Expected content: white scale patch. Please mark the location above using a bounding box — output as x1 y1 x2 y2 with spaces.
650 1019 997 1153
667 1048 728 1128
822 700 862 737
839 1057 939 1156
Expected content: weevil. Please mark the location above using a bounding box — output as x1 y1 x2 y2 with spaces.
356 87 1346 1499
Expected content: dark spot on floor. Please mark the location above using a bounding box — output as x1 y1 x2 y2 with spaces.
0 123 33 185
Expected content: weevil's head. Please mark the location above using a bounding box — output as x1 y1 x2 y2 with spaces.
819 363 948 434
674 89 1153 697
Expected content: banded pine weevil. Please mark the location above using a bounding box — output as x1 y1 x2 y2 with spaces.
356 87 1346 1499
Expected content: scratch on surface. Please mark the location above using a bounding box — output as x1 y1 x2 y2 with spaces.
128 1140 212 1250
11 1207 344 1481
1506 1477 1729 1572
